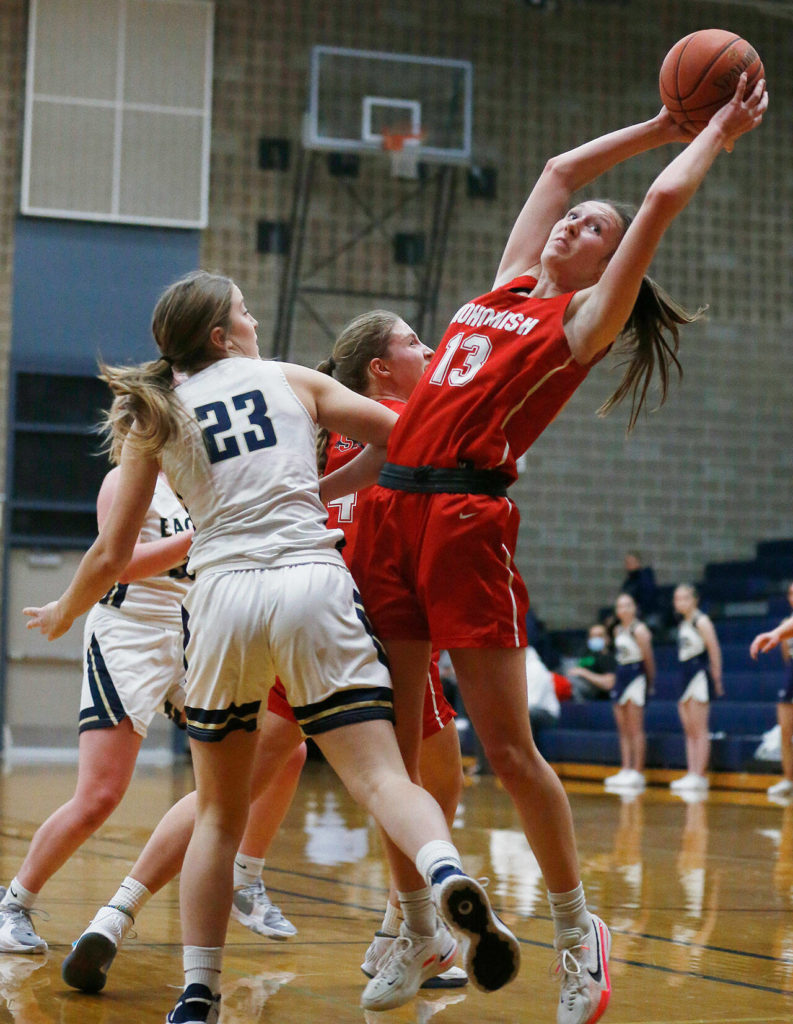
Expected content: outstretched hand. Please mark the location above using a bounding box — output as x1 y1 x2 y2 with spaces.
710 72 768 152
750 629 779 660
23 601 71 641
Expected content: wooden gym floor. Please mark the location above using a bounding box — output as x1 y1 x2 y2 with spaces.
0 759 791 1023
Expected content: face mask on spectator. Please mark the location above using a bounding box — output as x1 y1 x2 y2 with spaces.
587 636 606 652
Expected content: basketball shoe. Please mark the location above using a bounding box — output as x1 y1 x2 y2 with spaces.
435 874 520 993
553 914 611 1024
231 880 296 939
0 888 47 954
62 904 134 992
166 983 220 1024
360 922 458 1010
361 929 467 988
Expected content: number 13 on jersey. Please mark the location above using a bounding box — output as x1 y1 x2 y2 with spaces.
429 332 492 387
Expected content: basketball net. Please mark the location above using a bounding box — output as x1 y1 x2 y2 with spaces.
382 130 424 180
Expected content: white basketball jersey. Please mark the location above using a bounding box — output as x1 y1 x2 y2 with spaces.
614 622 643 666
161 358 345 577
677 614 706 662
99 474 192 629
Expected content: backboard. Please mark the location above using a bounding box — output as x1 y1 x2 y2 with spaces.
304 46 473 164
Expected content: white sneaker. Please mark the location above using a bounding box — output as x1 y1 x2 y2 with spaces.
670 773 708 792
605 769 645 790
670 773 708 791
360 922 458 1010
361 930 468 988
435 874 520 993
231 880 296 939
767 779 793 798
554 914 611 1024
61 904 134 992
0 891 47 954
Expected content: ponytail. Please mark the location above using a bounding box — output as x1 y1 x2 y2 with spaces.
599 275 703 431
592 201 704 431
98 269 235 462
99 357 197 463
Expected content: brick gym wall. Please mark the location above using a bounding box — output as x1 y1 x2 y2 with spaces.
1 0 791 628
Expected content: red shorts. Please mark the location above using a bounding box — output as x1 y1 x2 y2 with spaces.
351 488 529 650
267 656 455 740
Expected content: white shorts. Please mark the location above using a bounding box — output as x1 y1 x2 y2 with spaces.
680 669 709 704
618 676 646 707
182 563 393 742
80 605 186 738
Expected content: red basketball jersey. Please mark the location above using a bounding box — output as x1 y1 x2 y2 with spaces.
387 275 600 483
325 397 405 568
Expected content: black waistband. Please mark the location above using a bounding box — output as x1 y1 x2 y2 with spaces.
378 462 510 496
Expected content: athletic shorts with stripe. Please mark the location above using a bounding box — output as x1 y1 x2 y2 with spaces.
351 488 529 650
267 650 455 738
79 604 186 738
181 562 394 742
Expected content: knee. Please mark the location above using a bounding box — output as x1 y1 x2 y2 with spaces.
286 742 308 780
76 783 125 829
482 738 539 787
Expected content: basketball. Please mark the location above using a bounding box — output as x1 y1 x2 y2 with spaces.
659 29 764 130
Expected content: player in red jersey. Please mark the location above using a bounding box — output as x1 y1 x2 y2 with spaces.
352 76 767 1024
270 310 468 993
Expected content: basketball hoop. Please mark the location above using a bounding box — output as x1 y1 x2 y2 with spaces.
382 130 425 180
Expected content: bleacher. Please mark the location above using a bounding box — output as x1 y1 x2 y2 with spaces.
537 539 793 776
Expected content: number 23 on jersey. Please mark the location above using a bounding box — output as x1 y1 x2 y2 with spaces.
194 389 277 464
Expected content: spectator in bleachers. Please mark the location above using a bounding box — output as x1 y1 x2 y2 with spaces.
620 551 660 630
749 582 793 800
604 593 655 791
670 584 723 794
567 623 616 701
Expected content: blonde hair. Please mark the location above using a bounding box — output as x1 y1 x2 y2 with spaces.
315 309 400 473
100 271 234 461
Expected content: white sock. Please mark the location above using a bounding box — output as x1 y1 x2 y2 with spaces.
183 945 222 994
415 840 464 889
3 877 37 911
548 883 591 947
381 900 402 937
108 876 151 920
233 853 265 890
398 887 436 937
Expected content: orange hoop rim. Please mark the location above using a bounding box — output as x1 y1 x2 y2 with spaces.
381 129 425 152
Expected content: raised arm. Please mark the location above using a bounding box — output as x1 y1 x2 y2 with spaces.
564 74 767 363
494 109 686 288
96 467 193 583
282 363 397 446
282 363 398 500
751 614 793 659
24 445 159 640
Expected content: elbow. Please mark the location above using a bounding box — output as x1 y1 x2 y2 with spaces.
541 156 577 193
643 183 689 221
93 540 134 584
